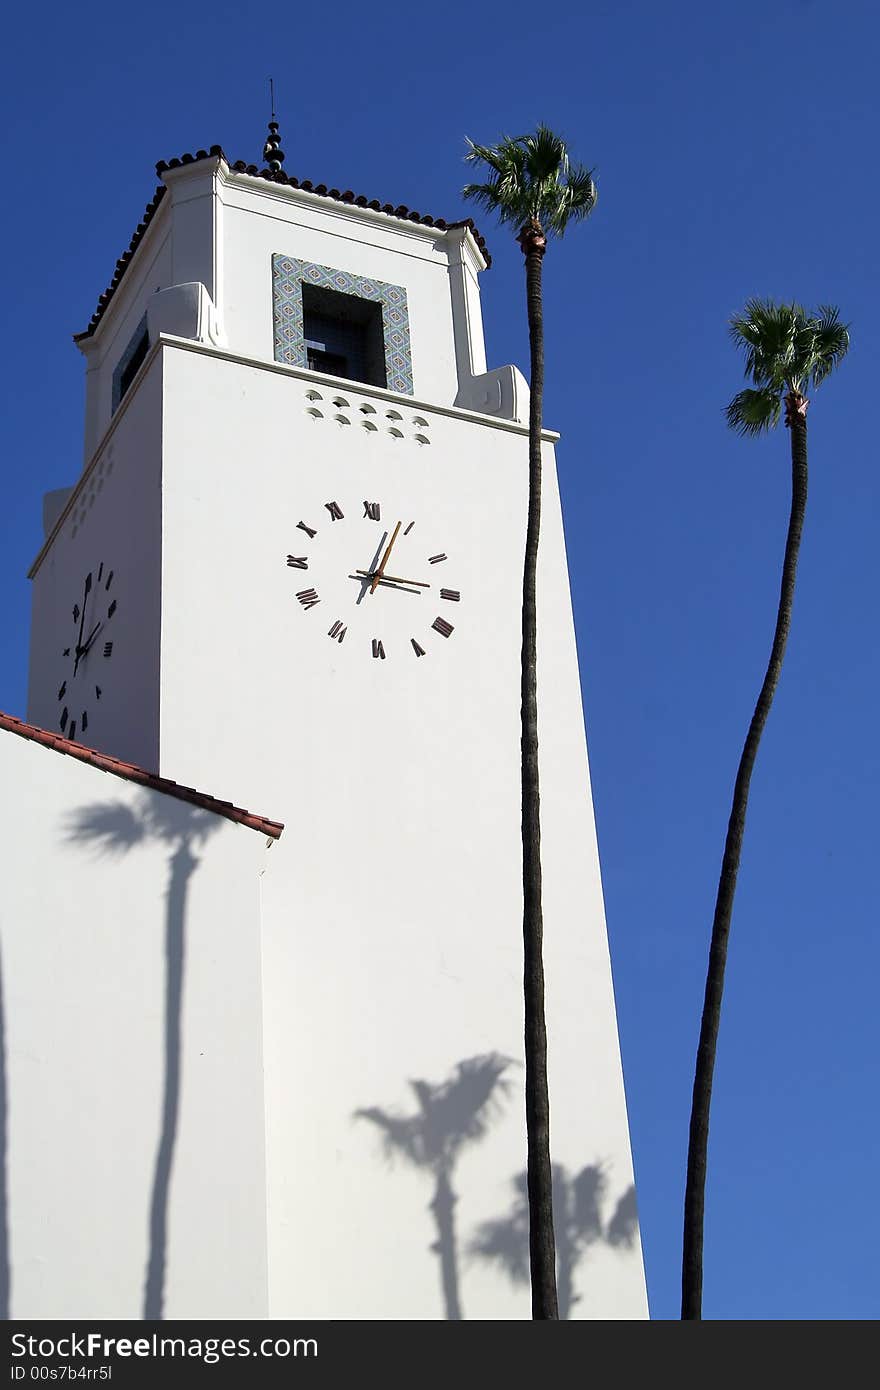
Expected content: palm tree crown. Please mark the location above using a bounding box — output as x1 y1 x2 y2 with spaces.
726 299 849 435
463 126 596 237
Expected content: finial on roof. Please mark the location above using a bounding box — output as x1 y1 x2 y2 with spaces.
263 78 285 172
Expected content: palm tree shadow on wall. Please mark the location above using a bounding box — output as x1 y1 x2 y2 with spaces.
65 793 221 1320
470 1163 639 1319
356 1054 513 1320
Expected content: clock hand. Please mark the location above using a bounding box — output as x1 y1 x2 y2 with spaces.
72 576 91 675
353 570 430 589
80 621 104 657
370 521 402 594
349 573 424 596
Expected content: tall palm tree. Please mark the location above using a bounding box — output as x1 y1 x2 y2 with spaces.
356 1054 511 1319
463 126 597 1320
682 300 849 1319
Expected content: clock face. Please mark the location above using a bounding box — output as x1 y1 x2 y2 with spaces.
56 561 118 741
284 497 461 659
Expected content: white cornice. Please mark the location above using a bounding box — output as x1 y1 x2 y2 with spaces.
214 161 489 272
30 335 556 578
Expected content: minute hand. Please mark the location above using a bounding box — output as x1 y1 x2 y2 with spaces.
370 521 402 594
80 621 104 656
355 570 430 589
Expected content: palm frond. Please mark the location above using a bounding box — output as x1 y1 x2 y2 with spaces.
463 127 596 241
727 298 849 420
808 304 850 386
725 386 782 436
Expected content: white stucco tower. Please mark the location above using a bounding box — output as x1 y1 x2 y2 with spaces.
21 135 647 1319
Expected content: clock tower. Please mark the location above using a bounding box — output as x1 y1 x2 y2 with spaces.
24 132 648 1318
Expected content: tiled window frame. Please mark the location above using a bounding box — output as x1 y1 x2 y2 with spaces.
272 255 414 396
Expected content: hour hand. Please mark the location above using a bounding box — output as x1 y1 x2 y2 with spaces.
353 570 429 591
80 621 104 657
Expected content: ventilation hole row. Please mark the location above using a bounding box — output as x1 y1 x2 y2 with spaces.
305 389 430 428
305 406 429 441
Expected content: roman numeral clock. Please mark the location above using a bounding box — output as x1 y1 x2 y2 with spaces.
55 561 118 742
286 501 460 658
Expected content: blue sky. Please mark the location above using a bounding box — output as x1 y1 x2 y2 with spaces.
1 0 877 1320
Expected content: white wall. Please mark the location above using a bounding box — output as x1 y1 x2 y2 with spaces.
0 732 271 1319
28 353 164 774
25 163 647 1317
156 341 647 1318
218 174 463 405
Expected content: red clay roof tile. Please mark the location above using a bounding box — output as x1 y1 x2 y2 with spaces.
75 148 492 341
0 710 283 840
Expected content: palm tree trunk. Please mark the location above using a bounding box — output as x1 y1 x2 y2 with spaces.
681 394 809 1318
518 219 558 1320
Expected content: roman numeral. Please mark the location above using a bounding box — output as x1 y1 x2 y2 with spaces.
62 647 70 657
404 521 415 535
60 707 68 731
68 720 77 742
104 642 113 658
95 686 102 700
324 501 344 520
287 555 309 569
440 589 460 602
297 520 317 538
84 573 92 595
72 604 80 622
432 617 454 638
296 588 320 610
372 639 386 660
81 711 89 732
57 681 66 700
105 570 114 590
108 599 117 619
363 501 381 520
328 620 347 643
97 562 103 582
428 553 447 565
411 639 425 657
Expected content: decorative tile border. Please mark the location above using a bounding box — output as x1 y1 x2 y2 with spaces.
272 255 414 396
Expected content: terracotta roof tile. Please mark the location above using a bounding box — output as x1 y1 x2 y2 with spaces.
75 147 491 340
0 711 283 841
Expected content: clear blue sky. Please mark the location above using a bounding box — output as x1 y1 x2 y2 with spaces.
1 0 877 1320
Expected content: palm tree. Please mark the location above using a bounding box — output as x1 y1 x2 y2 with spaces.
463 126 597 1321
356 1054 511 1319
682 300 849 1319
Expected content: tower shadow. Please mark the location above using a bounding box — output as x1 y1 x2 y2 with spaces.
469 1162 639 1318
356 1053 513 1319
66 793 221 1320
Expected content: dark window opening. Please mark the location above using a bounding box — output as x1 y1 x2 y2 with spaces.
307 348 349 376
302 283 386 388
117 328 149 403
